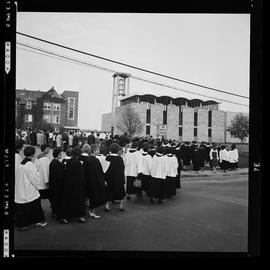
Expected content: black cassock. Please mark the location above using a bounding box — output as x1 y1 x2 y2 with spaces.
192 149 201 171
79 155 106 209
105 155 126 201
30 131 37 146
60 157 85 219
49 159 64 217
173 147 183 188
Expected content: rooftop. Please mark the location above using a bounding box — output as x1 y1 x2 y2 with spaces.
120 93 219 108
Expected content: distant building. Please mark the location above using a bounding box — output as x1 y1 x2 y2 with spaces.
16 87 79 131
101 73 249 143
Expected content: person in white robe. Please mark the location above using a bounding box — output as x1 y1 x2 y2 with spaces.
228 144 239 170
165 148 179 198
219 145 230 172
15 146 47 230
124 141 144 200
150 146 167 203
35 144 50 202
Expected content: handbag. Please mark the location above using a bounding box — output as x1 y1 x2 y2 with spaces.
133 178 142 188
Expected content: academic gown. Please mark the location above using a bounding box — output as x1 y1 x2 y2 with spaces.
60 157 86 219
79 154 106 209
173 147 183 188
49 159 64 217
105 155 126 201
30 131 37 146
192 149 201 171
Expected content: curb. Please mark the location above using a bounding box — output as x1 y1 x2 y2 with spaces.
182 172 248 178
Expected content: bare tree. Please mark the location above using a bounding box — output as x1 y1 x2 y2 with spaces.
227 113 249 146
116 105 143 137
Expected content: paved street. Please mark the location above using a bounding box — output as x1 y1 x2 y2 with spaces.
14 175 248 253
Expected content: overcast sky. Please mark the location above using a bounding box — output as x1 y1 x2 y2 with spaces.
16 13 250 130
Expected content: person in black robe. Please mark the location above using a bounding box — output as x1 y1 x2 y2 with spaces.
79 143 106 219
62 131 69 152
104 143 126 211
173 143 183 189
29 130 37 146
198 143 206 170
49 148 64 219
59 146 86 224
191 144 200 171
87 131 96 145
204 143 211 166
182 142 192 170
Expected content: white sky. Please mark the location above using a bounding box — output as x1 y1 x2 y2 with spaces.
16 13 250 130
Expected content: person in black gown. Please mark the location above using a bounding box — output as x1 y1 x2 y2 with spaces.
49 148 64 219
79 143 106 219
104 143 126 211
59 146 86 224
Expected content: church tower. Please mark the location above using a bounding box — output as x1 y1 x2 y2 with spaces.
111 72 131 134
111 72 131 113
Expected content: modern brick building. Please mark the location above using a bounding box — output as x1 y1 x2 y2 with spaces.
16 87 79 131
101 73 249 144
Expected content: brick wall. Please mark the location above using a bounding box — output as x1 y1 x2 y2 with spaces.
61 91 79 127
197 109 208 142
167 104 179 140
212 110 225 143
182 107 194 141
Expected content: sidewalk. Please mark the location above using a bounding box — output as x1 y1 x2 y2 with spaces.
181 167 248 180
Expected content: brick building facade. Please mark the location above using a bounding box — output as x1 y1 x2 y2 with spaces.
16 87 79 131
101 93 249 144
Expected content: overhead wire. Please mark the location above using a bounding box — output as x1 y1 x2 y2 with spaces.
16 42 249 108
17 32 249 100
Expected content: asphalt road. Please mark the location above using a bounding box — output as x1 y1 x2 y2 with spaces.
14 175 248 255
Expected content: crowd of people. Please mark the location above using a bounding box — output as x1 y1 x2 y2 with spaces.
14 129 239 231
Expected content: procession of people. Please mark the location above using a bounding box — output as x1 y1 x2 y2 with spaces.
14 128 239 231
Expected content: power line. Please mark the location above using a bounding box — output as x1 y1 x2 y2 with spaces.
16 32 249 100
17 42 249 108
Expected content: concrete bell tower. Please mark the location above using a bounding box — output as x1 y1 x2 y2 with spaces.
111 72 131 113
111 72 131 135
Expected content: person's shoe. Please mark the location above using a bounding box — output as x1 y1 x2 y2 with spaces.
60 219 68 224
36 222 47 227
79 217 87 223
19 226 29 231
104 206 111 212
119 206 125 211
89 212 101 219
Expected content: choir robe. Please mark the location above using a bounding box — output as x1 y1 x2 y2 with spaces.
105 154 126 201
35 154 50 199
228 149 239 170
141 151 152 194
165 154 178 197
173 147 183 189
182 145 192 166
192 149 201 171
149 154 167 200
96 154 110 174
59 157 86 219
124 149 143 195
219 149 230 170
49 158 64 217
29 131 37 146
15 158 45 228
79 154 106 209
